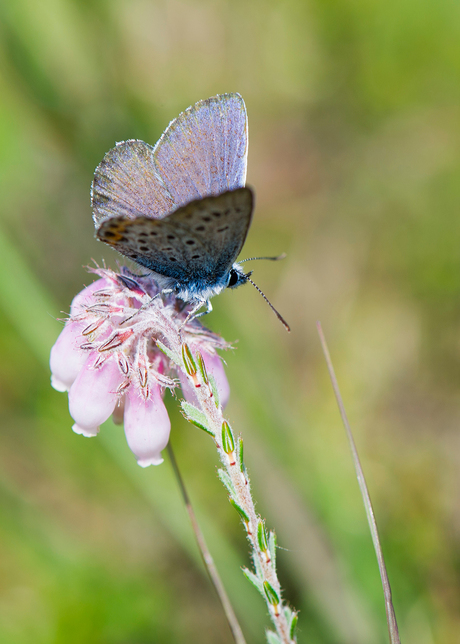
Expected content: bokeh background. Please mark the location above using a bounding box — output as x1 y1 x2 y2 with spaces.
1 0 459 642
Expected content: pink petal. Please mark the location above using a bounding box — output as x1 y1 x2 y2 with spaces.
69 353 123 437
179 351 230 409
70 278 108 315
123 385 171 467
50 321 87 392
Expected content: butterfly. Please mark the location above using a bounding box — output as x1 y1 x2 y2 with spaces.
91 93 289 329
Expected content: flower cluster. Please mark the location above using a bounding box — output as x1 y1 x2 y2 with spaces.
50 267 230 467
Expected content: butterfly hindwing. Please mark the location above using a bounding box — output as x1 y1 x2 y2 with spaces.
96 188 253 284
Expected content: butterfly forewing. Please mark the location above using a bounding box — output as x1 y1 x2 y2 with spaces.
91 140 175 226
96 188 253 285
154 94 248 204
92 93 248 227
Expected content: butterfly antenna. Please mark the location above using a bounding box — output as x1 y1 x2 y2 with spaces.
246 276 290 332
239 253 286 264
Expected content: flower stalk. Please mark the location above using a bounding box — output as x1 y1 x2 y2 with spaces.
167 442 247 644
180 345 298 644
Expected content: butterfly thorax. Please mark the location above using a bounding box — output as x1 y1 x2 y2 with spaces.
153 262 249 303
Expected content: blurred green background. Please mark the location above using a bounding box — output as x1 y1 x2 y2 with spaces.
1 0 459 642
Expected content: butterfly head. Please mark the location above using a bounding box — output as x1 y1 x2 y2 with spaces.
227 265 252 290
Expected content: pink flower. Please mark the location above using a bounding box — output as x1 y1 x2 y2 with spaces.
69 351 124 437
124 385 171 467
50 320 88 392
50 267 229 466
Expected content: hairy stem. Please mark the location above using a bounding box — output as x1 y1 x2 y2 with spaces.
180 343 297 644
167 442 247 644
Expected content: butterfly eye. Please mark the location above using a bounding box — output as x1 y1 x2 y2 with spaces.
228 270 239 287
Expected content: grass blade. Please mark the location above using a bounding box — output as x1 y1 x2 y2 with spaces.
317 321 401 644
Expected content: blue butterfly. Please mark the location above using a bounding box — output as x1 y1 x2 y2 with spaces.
91 93 288 329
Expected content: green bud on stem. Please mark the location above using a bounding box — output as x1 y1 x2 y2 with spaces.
181 344 197 376
221 421 235 456
263 581 280 608
196 352 209 384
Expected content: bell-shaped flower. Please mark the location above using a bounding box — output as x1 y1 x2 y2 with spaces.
123 384 171 467
69 351 124 437
50 267 230 466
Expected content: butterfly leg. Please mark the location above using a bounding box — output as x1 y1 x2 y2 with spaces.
179 299 212 328
194 300 213 318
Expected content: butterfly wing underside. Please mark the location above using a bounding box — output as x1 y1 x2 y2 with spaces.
91 94 248 226
96 188 253 286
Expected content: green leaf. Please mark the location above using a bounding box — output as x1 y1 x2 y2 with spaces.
237 436 245 472
156 340 180 365
196 351 209 384
288 611 298 640
221 421 235 455
242 567 264 597
257 520 269 553
181 343 197 375
217 469 236 497
266 631 282 644
180 401 213 436
229 498 250 524
252 549 264 579
263 581 279 606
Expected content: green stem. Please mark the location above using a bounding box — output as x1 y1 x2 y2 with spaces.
167 442 247 644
